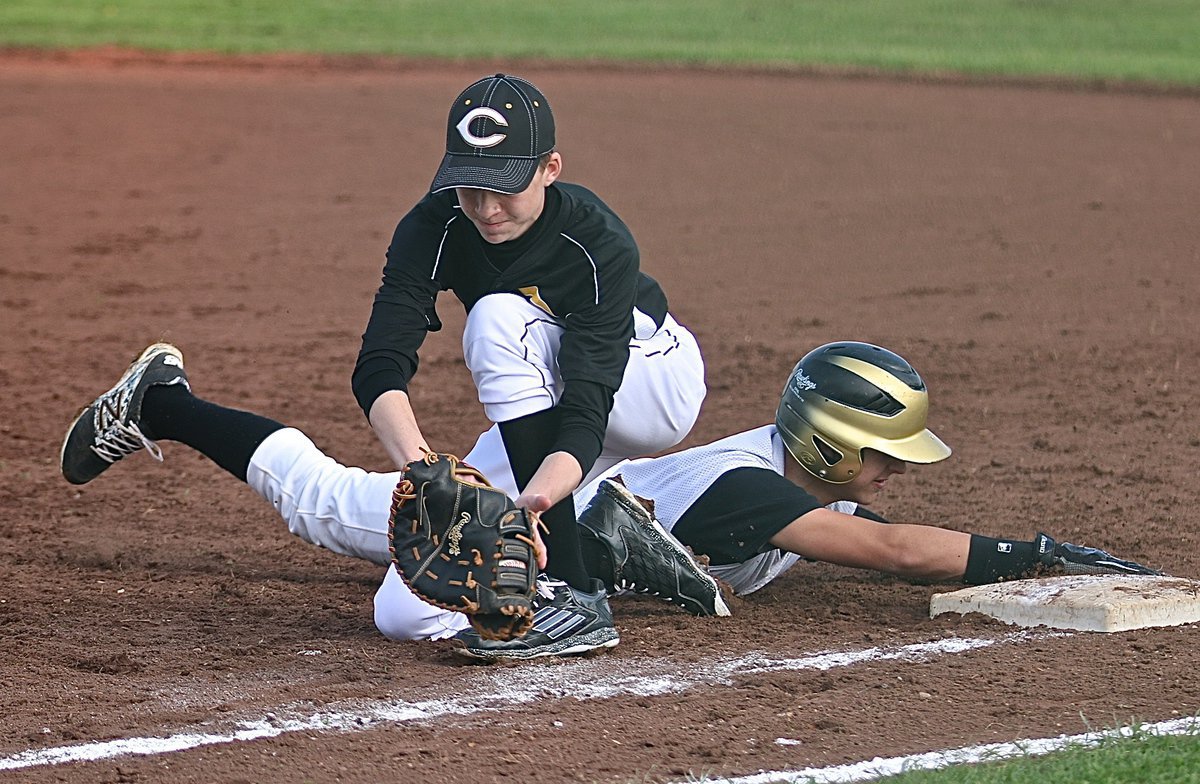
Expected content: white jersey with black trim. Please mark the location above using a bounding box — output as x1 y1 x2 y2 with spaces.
575 424 858 595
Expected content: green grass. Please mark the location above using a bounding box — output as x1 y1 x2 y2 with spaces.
870 726 1200 783
2 0 1199 85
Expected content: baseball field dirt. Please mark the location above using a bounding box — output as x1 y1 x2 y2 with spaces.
2 50 1198 783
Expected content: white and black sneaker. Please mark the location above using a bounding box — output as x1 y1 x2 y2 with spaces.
60 342 190 485
454 576 619 661
578 479 731 617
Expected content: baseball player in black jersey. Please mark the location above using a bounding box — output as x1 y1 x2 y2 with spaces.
352 74 707 658
572 341 1161 601
58 75 708 661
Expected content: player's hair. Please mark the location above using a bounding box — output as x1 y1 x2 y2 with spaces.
776 341 951 483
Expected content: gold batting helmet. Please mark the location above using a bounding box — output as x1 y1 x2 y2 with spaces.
776 342 951 483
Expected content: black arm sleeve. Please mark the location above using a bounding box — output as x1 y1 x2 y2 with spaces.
550 187 641 469
550 380 612 478
498 408 560 490
498 407 593 587
494 381 609 488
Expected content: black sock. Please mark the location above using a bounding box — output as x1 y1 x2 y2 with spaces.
578 531 614 588
140 384 285 482
963 534 1039 584
538 500 593 591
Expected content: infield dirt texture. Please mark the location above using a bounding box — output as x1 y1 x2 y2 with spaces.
1 51 1199 782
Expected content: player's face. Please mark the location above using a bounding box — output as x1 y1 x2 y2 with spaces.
456 153 562 244
841 448 907 505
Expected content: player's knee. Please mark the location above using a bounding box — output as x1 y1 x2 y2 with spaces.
463 293 536 347
373 566 466 641
373 603 426 641
373 567 431 641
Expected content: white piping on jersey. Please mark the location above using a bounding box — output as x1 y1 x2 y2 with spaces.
559 232 600 305
429 213 459 280
428 219 600 309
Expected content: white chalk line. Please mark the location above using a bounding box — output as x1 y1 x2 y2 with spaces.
690 716 1200 784
0 632 1039 772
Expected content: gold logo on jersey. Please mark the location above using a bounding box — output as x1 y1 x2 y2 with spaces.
518 286 555 317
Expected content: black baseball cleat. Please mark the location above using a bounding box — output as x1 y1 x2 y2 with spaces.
454 576 619 661
60 342 190 485
1034 532 1163 577
578 479 731 617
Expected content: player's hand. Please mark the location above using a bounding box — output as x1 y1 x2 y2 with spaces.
1035 532 1162 576
515 493 551 570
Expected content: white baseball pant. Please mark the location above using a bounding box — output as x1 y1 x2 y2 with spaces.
461 294 706 496
246 294 706 641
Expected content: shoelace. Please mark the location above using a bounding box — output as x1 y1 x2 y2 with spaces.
90 394 163 464
617 577 659 596
535 577 564 602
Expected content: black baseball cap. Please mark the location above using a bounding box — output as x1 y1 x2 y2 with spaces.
429 74 556 195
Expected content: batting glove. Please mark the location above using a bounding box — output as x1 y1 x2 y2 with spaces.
1034 532 1162 577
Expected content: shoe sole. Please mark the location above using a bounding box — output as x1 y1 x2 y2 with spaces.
601 480 732 617
59 342 185 484
454 628 620 661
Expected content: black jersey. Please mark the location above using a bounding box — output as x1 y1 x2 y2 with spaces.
353 182 669 474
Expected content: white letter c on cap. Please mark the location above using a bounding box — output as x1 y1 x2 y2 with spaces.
456 107 508 148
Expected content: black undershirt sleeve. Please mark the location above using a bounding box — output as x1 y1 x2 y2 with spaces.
550 380 611 478
854 505 889 523
352 194 450 418
670 467 825 566
498 407 561 490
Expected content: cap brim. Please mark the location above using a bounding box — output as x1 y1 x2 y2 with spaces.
876 428 952 465
429 153 539 195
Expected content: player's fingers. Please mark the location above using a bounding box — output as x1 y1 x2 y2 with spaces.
514 495 551 569
516 493 553 513
523 509 549 569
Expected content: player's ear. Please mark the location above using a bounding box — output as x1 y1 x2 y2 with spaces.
540 152 562 186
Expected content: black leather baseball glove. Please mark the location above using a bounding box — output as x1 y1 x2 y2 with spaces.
388 452 541 640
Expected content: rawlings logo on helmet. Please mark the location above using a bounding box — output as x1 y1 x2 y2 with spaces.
776 342 951 483
789 369 816 395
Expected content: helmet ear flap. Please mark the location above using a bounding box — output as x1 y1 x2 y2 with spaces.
811 435 844 468
776 394 864 483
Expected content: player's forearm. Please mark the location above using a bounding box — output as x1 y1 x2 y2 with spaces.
873 524 971 581
771 511 970 581
514 451 583 512
368 390 431 467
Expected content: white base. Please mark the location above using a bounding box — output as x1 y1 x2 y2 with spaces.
930 575 1200 633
